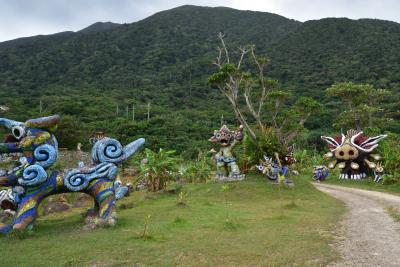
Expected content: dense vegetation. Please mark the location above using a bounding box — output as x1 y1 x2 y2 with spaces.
0 5 399 157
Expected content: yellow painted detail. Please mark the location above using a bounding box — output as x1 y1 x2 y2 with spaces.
20 136 35 149
33 132 51 145
18 199 37 215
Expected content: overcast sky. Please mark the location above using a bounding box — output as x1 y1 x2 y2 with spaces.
1 0 399 42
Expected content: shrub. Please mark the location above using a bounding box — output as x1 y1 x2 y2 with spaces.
243 128 285 166
137 148 180 192
180 151 213 183
376 132 400 184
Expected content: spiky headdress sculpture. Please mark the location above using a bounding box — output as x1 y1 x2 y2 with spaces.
321 130 386 180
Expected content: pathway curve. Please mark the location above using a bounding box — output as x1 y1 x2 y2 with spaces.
313 183 400 267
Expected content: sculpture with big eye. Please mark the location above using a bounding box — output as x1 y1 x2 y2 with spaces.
321 130 386 181
0 115 145 234
209 125 245 181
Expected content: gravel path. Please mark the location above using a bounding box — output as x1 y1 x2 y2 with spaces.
313 183 400 267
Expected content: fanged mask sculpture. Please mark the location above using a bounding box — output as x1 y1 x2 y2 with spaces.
209 125 245 181
321 130 386 180
0 115 144 234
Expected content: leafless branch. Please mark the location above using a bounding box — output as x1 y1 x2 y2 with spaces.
218 32 230 64
212 47 223 67
237 46 248 69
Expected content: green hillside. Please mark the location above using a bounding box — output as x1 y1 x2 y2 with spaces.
0 5 399 153
267 18 400 95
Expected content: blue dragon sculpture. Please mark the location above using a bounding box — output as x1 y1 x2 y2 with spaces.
0 115 144 234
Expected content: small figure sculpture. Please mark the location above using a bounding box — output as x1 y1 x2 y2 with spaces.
321 130 386 180
373 162 384 183
257 156 282 181
256 151 295 186
312 165 329 182
256 145 296 180
209 125 245 181
0 115 144 234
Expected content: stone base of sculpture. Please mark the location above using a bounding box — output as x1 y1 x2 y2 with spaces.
215 174 245 182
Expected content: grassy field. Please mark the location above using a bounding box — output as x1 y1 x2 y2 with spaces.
1 174 344 266
324 170 400 195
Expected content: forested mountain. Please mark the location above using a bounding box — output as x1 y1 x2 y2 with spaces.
78 22 121 33
0 5 399 154
267 18 400 96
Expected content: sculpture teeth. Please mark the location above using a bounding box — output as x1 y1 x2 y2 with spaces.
371 154 382 161
364 159 376 169
329 160 337 168
351 162 359 170
344 174 349 179
355 174 360 180
339 174 343 179
337 162 346 169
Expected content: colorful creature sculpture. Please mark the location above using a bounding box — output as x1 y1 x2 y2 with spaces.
312 165 329 182
256 156 285 181
0 115 144 234
209 125 245 181
321 130 386 181
256 154 294 186
256 145 296 181
283 144 296 166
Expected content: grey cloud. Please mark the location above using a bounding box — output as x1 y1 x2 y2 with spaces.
231 0 400 22
0 0 399 42
0 0 231 41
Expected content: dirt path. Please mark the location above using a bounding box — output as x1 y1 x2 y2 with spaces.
313 183 400 267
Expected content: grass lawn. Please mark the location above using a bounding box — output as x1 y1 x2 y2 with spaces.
1 174 344 266
323 170 400 196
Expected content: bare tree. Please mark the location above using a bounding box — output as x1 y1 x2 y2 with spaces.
209 33 274 141
209 33 320 145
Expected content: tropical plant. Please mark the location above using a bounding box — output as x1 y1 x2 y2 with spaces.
139 214 152 239
176 190 189 206
137 148 180 192
243 129 285 166
376 133 400 184
180 151 213 183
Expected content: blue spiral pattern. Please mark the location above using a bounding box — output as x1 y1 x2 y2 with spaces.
92 138 123 164
34 144 58 168
91 137 145 164
18 164 48 186
63 162 118 191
